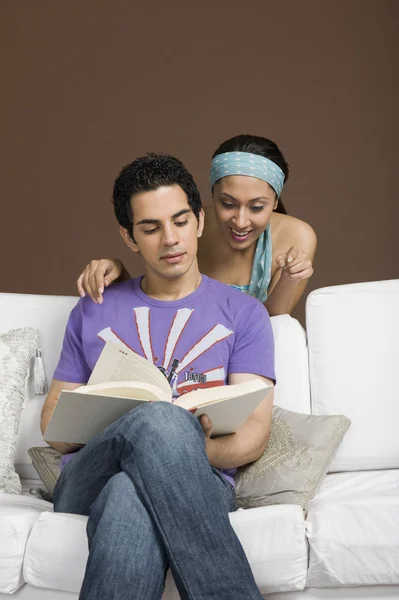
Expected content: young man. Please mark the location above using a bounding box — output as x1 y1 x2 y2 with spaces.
41 153 275 600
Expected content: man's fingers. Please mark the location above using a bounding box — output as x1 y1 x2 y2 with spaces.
199 414 213 438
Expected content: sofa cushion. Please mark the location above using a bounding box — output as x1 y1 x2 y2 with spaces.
235 406 350 509
0 494 52 594
306 469 399 587
0 293 78 480
23 505 307 595
229 505 307 594
0 327 40 494
24 512 89 594
27 446 61 495
306 279 399 471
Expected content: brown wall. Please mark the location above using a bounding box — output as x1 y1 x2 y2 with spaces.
1 0 398 324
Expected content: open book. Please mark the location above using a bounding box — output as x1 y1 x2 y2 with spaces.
44 341 272 444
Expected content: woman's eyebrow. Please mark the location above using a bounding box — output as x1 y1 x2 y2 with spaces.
218 192 270 202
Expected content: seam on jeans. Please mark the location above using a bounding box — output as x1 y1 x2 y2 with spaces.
119 433 197 600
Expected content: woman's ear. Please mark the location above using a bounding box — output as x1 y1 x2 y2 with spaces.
197 209 205 238
120 226 140 253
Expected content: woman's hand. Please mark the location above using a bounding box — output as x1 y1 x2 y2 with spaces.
275 246 314 283
77 258 124 304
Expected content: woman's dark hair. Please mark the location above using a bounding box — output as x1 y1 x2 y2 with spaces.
112 153 202 237
212 134 289 214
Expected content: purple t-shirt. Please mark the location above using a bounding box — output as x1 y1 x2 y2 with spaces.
55 275 275 484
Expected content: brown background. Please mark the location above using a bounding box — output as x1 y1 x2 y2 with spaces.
1 0 398 324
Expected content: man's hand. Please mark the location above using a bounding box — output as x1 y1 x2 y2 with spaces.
276 245 314 283
199 414 213 441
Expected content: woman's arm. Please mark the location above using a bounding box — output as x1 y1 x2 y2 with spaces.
265 220 317 316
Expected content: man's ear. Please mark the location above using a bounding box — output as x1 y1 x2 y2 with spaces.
120 226 140 253
197 209 205 238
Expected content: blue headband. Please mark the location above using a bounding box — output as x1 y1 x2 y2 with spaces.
210 151 285 197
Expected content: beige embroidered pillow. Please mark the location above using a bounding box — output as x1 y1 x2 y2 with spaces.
27 446 61 495
0 327 39 494
235 406 351 508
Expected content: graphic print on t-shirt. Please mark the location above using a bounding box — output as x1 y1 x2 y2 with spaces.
97 306 233 396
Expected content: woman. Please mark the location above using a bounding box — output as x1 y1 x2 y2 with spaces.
77 134 316 315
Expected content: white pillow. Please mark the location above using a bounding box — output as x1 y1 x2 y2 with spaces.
0 327 39 494
306 279 399 471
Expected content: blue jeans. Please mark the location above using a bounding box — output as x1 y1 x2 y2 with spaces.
53 402 263 600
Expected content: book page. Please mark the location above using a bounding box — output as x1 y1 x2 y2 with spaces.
74 381 170 402
88 341 171 398
175 378 270 410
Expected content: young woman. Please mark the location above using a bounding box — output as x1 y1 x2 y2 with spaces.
77 134 317 315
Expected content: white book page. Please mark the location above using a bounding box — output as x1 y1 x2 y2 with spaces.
74 380 170 402
175 378 269 410
88 341 171 398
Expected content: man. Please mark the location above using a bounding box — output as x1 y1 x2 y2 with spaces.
41 153 275 599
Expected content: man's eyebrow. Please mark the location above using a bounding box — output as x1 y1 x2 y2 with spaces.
218 192 270 202
135 209 191 226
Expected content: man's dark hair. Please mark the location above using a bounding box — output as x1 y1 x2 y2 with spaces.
112 153 202 237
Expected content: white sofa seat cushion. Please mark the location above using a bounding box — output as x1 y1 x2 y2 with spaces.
0 495 52 594
306 279 399 471
24 512 89 594
230 505 307 594
306 470 399 587
23 505 307 596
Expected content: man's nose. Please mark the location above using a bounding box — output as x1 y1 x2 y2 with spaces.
162 225 178 246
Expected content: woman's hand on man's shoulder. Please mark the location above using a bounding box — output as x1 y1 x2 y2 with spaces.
77 258 124 304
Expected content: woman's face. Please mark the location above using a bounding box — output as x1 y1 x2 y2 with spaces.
213 175 277 250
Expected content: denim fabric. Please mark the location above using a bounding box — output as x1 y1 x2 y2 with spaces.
53 402 263 600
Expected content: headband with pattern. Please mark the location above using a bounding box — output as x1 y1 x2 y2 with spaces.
210 151 285 197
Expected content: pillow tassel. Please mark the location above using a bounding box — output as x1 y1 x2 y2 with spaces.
34 348 48 395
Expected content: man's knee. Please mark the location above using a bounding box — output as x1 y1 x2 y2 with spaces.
114 402 205 459
122 401 201 437
90 472 133 517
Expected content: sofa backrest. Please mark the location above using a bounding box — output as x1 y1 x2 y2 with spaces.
0 293 311 481
306 278 399 472
270 315 310 414
0 293 77 479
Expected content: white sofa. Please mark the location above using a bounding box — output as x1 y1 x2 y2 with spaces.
1 280 399 599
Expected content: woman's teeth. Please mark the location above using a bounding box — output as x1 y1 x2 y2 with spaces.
231 228 250 237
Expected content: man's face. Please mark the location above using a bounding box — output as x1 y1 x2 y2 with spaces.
122 185 204 281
